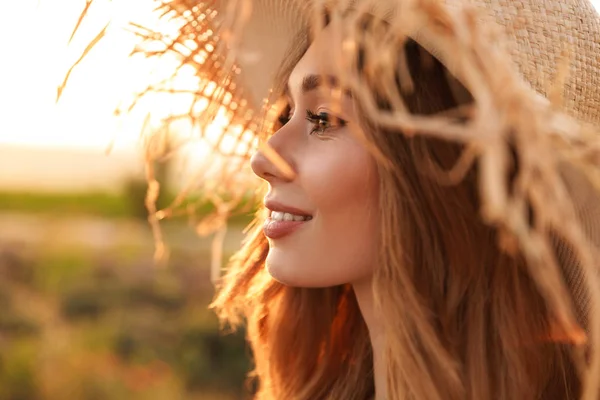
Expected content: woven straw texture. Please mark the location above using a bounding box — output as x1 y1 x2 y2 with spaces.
230 0 600 125
467 0 600 125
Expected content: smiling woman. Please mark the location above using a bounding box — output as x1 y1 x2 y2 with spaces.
54 1 600 400
208 1 600 400
251 32 379 288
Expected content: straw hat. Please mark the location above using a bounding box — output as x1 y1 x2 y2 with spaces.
230 0 600 126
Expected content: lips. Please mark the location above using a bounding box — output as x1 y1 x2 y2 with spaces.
263 199 313 239
263 218 307 239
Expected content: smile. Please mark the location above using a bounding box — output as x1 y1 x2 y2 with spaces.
263 210 313 240
269 211 312 222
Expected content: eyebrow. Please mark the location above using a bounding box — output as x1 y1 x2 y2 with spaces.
302 74 336 93
285 74 350 97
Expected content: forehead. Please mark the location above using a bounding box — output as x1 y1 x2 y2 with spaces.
287 27 343 96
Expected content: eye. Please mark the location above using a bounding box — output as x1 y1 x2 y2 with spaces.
305 109 347 136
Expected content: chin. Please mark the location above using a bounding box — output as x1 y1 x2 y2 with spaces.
266 259 311 287
265 253 326 288
265 257 352 289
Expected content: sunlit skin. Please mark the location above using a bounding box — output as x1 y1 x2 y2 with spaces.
251 26 388 399
250 28 379 288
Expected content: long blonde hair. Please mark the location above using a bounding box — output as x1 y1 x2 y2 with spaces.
211 20 582 400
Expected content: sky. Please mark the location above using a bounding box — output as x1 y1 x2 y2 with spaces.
1 1 126 150
0 0 229 191
0 0 194 151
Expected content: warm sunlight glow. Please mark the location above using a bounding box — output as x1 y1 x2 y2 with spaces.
0 0 228 154
0 0 259 192
2 1 134 150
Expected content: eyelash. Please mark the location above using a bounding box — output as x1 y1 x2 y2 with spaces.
277 107 347 136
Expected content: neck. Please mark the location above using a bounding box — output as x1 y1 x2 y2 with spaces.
353 277 387 400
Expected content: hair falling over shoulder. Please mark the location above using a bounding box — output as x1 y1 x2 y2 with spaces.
212 221 375 400
211 16 589 400
211 143 581 400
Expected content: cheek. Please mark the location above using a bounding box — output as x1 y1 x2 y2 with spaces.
265 136 380 288
305 144 377 212
298 141 379 283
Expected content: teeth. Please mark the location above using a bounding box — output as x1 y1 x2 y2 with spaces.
270 211 311 222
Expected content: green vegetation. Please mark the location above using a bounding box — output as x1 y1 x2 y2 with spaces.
0 179 258 398
0 242 252 399
0 191 131 218
0 188 256 225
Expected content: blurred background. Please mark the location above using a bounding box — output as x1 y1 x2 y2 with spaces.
0 1 256 399
1 1 600 400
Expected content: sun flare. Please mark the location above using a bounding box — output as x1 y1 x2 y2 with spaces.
0 0 233 156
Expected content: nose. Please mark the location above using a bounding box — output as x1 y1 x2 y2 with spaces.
250 129 297 183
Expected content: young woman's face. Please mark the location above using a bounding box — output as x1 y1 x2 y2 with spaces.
251 27 379 287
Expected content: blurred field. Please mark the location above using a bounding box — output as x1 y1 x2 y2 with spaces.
0 190 253 400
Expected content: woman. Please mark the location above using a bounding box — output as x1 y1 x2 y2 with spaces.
207 1 600 399
69 0 600 398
